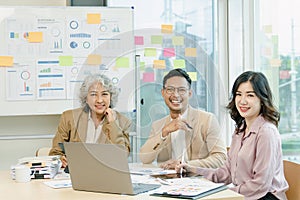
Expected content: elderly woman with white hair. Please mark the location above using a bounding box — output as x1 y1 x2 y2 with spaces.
49 73 131 168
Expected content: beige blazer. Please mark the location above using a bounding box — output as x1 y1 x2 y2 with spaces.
49 108 131 156
139 106 227 168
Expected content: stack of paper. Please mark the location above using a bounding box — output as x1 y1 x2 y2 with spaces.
11 156 61 179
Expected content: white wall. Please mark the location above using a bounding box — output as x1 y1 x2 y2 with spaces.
0 115 60 170
0 0 68 170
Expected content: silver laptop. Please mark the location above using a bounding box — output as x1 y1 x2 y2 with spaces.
64 142 160 195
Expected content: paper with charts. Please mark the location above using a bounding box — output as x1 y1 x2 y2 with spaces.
151 177 226 198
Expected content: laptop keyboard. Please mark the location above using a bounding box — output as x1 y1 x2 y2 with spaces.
132 183 161 194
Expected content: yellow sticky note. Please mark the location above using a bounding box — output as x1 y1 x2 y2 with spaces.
144 48 157 57
185 48 197 57
151 35 163 44
173 59 185 69
270 59 281 67
59 56 73 66
87 54 102 65
263 25 272 33
0 56 13 66
262 47 272 56
172 36 184 46
116 57 130 68
161 24 173 34
28 32 43 43
153 60 166 69
87 13 101 24
187 72 197 81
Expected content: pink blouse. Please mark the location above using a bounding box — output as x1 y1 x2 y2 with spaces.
199 115 289 200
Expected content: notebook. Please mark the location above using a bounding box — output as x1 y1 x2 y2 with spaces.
64 142 160 195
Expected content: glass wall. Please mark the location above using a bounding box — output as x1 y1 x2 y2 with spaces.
107 0 300 163
108 0 222 157
254 0 300 162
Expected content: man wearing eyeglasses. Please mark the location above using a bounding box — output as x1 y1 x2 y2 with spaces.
139 69 227 170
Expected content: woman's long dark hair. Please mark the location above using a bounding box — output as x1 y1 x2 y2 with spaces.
226 71 280 132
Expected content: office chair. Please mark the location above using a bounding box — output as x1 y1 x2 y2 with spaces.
35 147 51 157
283 160 300 200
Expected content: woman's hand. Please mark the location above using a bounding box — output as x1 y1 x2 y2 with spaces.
105 108 114 123
175 162 198 174
60 155 68 168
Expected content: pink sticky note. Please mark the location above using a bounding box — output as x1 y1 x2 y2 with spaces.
163 48 175 57
135 36 144 45
143 72 155 82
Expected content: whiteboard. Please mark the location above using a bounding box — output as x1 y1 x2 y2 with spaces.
0 6 135 116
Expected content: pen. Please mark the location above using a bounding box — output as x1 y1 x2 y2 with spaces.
184 122 193 130
180 150 184 175
179 114 193 130
156 177 172 185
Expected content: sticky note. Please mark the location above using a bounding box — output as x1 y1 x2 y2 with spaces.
87 13 101 24
140 61 145 71
0 56 13 66
163 48 175 57
87 54 102 65
116 57 130 68
135 36 144 45
173 59 185 69
187 72 197 81
272 35 278 44
144 48 157 57
185 48 197 57
143 72 155 82
151 35 163 44
262 47 272 56
270 59 281 67
28 32 43 43
153 60 166 69
280 70 290 79
59 56 73 66
161 24 173 34
172 36 184 46
263 25 272 33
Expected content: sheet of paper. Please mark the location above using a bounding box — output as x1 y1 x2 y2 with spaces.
130 167 176 175
44 180 72 189
152 177 225 197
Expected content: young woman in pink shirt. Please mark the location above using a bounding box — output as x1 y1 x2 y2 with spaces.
176 71 289 200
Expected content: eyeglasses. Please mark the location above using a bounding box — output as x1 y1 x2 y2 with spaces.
164 86 189 95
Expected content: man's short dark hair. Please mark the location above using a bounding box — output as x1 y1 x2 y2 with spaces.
163 69 192 88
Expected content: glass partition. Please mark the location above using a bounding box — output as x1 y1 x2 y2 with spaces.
254 0 300 162
108 0 221 160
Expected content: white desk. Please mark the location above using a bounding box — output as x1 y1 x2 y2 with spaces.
0 170 243 200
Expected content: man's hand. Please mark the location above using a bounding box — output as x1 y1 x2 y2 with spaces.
160 159 180 170
161 116 192 138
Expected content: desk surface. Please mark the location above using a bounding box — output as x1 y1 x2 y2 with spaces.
0 170 243 200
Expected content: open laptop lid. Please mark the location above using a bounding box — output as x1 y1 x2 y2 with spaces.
64 142 136 195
